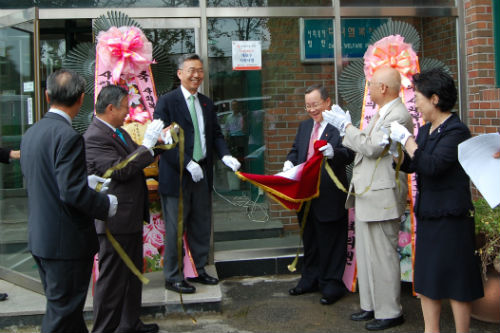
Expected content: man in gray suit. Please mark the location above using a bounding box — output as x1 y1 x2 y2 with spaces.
323 66 413 331
20 69 118 333
84 85 164 333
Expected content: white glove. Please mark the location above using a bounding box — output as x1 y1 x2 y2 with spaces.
88 174 111 193
318 143 334 159
379 132 390 147
160 124 179 145
186 160 204 182
282 160 294 172
390 121 412 146
379 132 399 158
222 155 241 172
142 119 165 149
322 105 352 136
107 194 118 218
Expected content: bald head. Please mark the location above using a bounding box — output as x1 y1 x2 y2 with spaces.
373 66 401 95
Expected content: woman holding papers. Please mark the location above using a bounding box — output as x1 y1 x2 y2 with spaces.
389 68 483 333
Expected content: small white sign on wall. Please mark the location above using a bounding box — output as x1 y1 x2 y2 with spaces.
232 41 262 71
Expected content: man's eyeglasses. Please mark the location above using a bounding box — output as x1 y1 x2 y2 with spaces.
304 102 325 111
182 68 204 75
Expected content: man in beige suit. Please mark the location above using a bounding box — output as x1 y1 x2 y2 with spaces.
323 66 413 331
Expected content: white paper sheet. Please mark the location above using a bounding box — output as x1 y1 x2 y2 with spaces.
458 133 500 208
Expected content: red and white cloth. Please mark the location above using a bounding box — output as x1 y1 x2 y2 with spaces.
237 140 326 211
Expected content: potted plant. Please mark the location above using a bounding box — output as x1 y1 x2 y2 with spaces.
471 197 500 323
474 198 500 275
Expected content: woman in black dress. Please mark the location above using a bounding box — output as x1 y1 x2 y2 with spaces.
389 68 483 333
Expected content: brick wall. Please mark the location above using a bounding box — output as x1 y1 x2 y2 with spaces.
464 0 500 135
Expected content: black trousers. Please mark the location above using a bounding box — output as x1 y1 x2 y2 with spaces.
33 255 93 333
297 213 348 298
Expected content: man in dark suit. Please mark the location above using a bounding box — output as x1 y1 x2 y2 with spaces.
20 69 118 333
84 85 164 333
284 84 354 305
0 146 20 302
154 54 241 293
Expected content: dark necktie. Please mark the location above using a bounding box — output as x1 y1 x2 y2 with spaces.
115 128 127 146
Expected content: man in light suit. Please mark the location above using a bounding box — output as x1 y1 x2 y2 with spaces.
323 66 413 331
154 54 241 294
284 84 354 305
84 85 164 333
20 69 118 333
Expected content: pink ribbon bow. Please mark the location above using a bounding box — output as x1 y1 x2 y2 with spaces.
364 35 419 88
97 26 153 84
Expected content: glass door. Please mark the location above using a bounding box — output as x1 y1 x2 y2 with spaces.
0 7 43 293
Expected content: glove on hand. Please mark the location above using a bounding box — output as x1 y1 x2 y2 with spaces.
186 160 204 182
282 160 294 172
318 143 334 159
222 155 241 172
88 174 111 193
142 119 165 149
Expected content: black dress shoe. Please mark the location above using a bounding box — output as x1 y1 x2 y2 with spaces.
134 322 159 333
288 285 317 296
187 272 219 285
350 310 374 321
0 293 7 301
365 316 404 331
165 280 196 293
320 292 345 305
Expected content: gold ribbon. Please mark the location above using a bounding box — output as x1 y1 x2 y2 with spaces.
324 142 405 197
287 200 312 272
324 144 390 197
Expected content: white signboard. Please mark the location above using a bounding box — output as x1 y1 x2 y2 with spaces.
23 81 34 93
232 41 262 71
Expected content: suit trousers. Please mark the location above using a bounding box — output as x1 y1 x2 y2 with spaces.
298 213 348 297
161 167 211 282
33 255 93 333
355 218 402 319
92 233 143 333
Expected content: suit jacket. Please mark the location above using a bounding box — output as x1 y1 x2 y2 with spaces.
20 112 109 259
287 119 354 222
399 113 473 219
0 147 11 164
342 99 413 222
153 87 230 196
84 117 154 234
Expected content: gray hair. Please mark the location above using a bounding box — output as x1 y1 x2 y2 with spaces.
305 84 329 101
177 54 203 69
46 69 86 107
95 85 128 114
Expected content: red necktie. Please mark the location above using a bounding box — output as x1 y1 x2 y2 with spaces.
307 122 320 160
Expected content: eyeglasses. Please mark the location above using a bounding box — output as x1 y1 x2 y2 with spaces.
182 68 204 75
304 102 325 111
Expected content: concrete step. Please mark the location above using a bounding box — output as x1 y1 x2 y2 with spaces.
214 234 303 279
0 266 221 328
